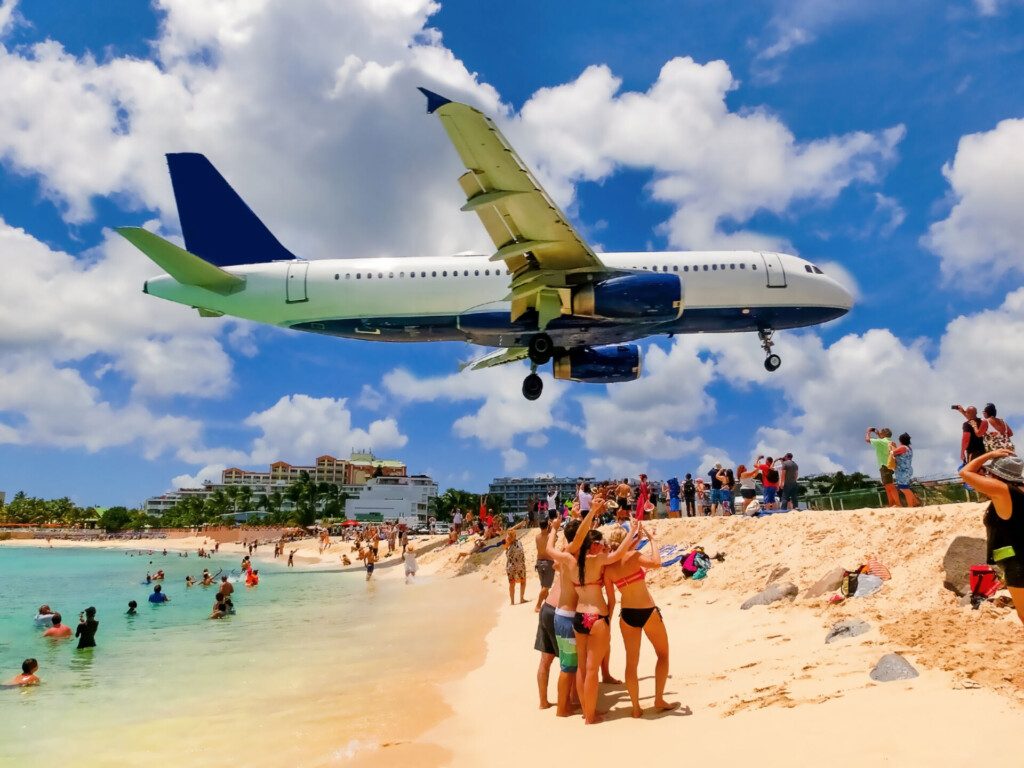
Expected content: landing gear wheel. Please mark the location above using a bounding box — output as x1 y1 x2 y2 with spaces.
522 373 544 401
528 334 554 365
764 354 782 372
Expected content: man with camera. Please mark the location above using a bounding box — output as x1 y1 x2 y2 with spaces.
953 404 985 465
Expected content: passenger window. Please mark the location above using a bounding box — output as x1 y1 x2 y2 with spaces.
485 269 490 276
410 272 415 278
730 264 735 270
432 271 437 277
345 273 351 279
673 266 678 272
356 273 361 279
474 270 479 276
334 273 339 280
367 273 372 279
703 265 708 271
442 271 447 277
464 270 469 276
712 264 717 271
752 264 757 270
399 272 404 277
740 264 745 270
378 273 383 279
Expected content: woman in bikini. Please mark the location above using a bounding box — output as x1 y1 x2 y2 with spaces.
605 524 679 717
571 519 639 724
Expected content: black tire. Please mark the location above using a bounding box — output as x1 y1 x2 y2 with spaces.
528 334 553 365
522 373 544 401
764 354 782 372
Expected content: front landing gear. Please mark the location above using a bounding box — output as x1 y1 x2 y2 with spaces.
522 371 543 401
528 333 554 365
759 328 782 372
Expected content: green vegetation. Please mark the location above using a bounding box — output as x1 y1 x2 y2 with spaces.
429 488 505 521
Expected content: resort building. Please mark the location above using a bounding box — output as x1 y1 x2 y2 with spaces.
488 476 595 513
144 450 430 521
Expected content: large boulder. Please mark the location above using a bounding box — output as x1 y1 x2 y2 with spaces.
942 536 986 597
741 582 799 610
825 619 871 644
870 653 919 682
803 567 846 599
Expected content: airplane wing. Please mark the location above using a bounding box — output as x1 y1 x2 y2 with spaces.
420 88 606 329
459 347 530 372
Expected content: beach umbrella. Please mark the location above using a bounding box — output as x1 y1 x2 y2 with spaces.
342 519 360 527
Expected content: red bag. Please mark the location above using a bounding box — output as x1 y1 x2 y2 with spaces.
969 565 1002 599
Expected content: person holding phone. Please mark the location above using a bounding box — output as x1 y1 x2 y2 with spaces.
75 607 98 649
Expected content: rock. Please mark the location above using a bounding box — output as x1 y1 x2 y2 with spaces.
852 574 884 598
765 566 790 586
942 536 986 596
870 653 919 682
741 582 799 610
803 567 846 599
825 619 871 644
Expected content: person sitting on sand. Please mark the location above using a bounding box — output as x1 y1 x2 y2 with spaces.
7 659 40 687
148 584 170 604
341 554 352 566
604 525 680 718
961 449 1024 626
42 613 73 639
126 600 138 615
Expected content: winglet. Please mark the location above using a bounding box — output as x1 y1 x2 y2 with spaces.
417 86 451 114
117 227 246 296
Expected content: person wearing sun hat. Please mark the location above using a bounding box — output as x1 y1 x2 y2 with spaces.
961 448 1024 626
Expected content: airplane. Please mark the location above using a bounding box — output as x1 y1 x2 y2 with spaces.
118 87 854 400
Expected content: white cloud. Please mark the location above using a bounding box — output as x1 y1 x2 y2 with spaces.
383 364 567 449
0 0 18 36
171 463 226 489
525 433 548 449
923 118 1024 284
502 448 527 473
242 394 407 464
870 192 906 237
516 59 904 251
356 384 385 412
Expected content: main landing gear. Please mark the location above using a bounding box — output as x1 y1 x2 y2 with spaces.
522 333 553 401
759 328 782 372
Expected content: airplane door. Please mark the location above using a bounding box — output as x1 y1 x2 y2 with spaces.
760 252 787 288
286 261 309 303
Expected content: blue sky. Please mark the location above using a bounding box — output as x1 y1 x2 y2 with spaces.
1 0 1023 506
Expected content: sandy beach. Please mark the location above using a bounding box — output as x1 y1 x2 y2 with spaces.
362 502 1024 766
6 503 1023 767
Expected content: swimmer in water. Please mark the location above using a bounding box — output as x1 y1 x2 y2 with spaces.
42 613 72 639
7 659 40 687
185 575 195 587
145 572 152 584
126 600 138 615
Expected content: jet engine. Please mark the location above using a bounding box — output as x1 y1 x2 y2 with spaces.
573 273 682 321
552 345 642 383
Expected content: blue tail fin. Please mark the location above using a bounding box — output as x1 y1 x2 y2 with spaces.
166 153 295 267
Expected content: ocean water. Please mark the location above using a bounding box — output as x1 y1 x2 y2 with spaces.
0 546 487 767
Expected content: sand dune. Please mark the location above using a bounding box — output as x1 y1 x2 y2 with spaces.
378 503 1024 767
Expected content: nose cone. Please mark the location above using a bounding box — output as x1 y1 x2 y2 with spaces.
829 276 855 313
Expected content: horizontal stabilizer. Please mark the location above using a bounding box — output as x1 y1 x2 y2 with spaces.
460 347 529 372
117 227 246 295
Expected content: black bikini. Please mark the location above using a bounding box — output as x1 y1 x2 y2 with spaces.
619 606 660 628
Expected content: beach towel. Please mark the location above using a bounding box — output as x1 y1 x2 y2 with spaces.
852 574 883 598
862 556 891 581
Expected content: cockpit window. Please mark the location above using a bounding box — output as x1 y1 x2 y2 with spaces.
805 265 813 273
813 266 824 274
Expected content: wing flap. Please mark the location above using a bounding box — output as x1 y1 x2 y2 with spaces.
459 347 530 372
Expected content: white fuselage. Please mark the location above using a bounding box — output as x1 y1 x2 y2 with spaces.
144 250 852 348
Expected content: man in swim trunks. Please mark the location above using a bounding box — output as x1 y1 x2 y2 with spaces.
218 576 234 599
534 514 556 612
42 613 72 638
534 552 561 709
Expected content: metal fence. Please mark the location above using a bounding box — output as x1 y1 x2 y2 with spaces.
801 476 985 510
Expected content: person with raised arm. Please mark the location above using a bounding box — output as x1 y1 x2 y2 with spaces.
961 448 1024 625
605 523 680 717
572 516 640 724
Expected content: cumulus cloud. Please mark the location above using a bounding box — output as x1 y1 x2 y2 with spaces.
502 448 527 473
923 118 1024 285
171 464 227 489
243 394 407 463
383 364 567 450
516 59 904 251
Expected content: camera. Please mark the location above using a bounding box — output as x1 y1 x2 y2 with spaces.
951 405 959 410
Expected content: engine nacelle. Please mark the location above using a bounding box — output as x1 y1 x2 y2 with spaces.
573 273 682 321
553 345 642 384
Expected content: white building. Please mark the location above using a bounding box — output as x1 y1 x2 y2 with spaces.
346 476 438 524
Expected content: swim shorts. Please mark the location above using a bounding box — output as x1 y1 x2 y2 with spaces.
762 486 777 505
535 559 555 589
553 609 578 673
779 485 800 505
879 465 894 485
534 603 558 656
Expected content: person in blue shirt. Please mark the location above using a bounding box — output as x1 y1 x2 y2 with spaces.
666 477 681 517
148 584 170 604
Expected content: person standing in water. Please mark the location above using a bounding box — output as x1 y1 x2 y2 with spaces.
365 547 377 580
42 613 72 639
75 607 98 649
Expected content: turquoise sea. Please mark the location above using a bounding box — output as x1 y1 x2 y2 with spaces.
0 545 484 767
